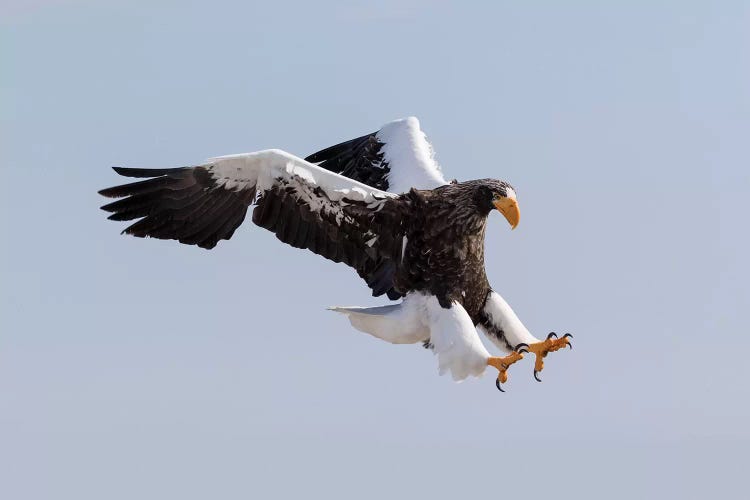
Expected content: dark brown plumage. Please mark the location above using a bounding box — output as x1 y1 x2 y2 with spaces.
250 180 404 299
99 166 255 249
305 132 390 191
248 178 515 313
253 178 514 323
390 180 513 322
100 167 513 324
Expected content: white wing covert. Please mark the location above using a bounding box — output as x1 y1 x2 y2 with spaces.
305 116 449 193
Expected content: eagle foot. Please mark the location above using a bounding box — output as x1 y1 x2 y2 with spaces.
527 332 573 382
487 344 528 392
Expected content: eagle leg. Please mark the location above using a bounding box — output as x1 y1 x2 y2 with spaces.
526 332 573 382
487 344 528 392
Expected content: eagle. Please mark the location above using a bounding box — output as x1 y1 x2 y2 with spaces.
99 117 571 391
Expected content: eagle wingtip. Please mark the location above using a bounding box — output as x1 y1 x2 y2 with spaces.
98 186 119 198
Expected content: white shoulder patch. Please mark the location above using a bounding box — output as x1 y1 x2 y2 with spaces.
376 117 448 193
206 149 396 203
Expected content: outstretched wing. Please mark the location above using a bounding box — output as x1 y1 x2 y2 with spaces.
99 149 405 298
305 116 449 193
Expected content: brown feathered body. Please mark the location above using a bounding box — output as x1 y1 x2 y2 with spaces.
101 163 504 326
392 183 492 320
251 179 501 323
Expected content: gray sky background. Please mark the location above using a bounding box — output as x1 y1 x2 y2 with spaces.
1 1 748 499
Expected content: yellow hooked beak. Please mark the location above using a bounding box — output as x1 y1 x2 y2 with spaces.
493 197 520 229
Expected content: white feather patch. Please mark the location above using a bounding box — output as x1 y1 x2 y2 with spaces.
376 117 448 193
481 291 539 350
331 293 490 381
424 296 490 381
204 149 397 227
329 294 430 345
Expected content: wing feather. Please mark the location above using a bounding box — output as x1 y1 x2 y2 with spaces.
100 149 405 297
305 117 448 193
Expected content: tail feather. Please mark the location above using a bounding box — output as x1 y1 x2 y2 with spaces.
328 300 428 345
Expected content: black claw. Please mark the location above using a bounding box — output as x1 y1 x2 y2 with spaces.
495 378 505 392
534 370 542 382
546 332 558 340
515 342 529 353
563 333 573 349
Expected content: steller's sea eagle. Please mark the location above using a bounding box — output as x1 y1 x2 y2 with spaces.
99 117 571 391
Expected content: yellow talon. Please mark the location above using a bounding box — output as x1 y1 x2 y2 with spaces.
487 351 525 392
527 333 573 382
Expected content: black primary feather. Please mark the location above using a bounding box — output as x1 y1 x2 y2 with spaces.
99 166 255 250
305 133 391 191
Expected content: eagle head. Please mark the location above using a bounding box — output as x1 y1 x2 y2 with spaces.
472 179 520 229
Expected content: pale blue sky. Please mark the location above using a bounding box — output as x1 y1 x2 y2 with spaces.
1 1 748 499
